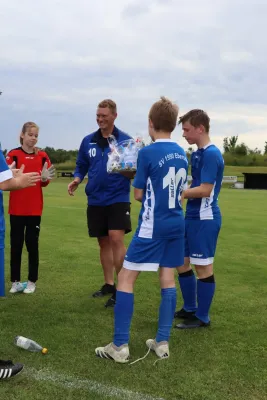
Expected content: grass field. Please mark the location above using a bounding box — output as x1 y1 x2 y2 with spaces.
0 179 267 400
56 164 267 181
223 165 267 175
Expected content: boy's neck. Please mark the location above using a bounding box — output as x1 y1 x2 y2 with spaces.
153 131 171 141
197 135 211 149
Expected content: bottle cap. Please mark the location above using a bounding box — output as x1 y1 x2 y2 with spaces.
42 348 48 355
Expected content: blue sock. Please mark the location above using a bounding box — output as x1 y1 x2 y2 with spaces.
195 277 215 324
113 291 134 347
156 288 176 343
178 271 197 312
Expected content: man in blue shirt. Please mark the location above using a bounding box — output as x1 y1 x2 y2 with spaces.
95 97 188 363
174 109 224 329
68 100 132 307
0 150 40 379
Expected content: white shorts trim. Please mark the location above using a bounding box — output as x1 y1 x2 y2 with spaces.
123 260 159 272
190 257 214 266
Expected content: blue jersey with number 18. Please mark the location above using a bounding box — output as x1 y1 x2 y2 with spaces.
133 139 188 239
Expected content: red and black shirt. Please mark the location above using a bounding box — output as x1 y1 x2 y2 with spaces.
6 147 51 216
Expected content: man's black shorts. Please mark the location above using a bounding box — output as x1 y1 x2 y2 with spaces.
87 202 132 238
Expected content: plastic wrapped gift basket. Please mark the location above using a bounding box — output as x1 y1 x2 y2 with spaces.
107 135 145 173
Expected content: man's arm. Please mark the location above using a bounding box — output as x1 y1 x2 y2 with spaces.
134 188 143 202
68 138 89 196
73 138 89 183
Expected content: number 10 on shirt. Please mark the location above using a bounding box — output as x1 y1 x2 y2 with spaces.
163 167 187 209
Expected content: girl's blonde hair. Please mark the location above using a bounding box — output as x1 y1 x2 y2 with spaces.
20 122 40 154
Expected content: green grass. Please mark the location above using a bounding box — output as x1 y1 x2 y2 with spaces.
55 163 267 177
223 165 267 176
0 181 267 400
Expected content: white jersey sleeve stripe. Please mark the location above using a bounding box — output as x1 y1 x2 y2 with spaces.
0 169 12 183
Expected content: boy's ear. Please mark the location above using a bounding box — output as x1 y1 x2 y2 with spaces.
197 124 206 134
148 118 153 129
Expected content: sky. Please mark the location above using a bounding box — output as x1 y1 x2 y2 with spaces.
1 0 267 152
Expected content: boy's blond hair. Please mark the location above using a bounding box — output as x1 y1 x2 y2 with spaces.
149 96 179 133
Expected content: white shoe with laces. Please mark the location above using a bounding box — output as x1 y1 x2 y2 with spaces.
9 282 24 294
146 339 170 359
95 342 130 363
23 281 36 294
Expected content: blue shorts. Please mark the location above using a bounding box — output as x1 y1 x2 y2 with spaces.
0 229 4 250
184 218 221 266
123 236 184 272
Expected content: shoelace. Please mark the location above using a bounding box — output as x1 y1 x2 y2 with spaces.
153 354 169 366
129 347 151 365
129 347 169 366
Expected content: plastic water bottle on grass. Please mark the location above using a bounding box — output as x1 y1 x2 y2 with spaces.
14 336 48 354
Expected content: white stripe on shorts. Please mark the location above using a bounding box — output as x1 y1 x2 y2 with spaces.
123 260 159 272
190 257 214 266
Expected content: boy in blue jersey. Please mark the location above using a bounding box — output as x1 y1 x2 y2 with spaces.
95 97 188 363
174 109 224 329
0 150 40 378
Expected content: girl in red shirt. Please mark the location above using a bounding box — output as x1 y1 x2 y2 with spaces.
6 122 55 294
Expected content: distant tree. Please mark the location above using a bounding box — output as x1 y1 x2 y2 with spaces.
264 141 267 155
229 135 238 151
223 136 238 153
248 147 261 155
234 143 248 156
223 137 230 153
42 146 78 164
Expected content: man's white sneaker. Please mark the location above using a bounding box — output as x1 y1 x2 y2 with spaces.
146 339 170 359
23 281 36 294
95 342 130 363
9 282 24 294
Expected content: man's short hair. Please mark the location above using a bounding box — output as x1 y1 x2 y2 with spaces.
179 109 210 132
149 96 179 133
98 99 117 114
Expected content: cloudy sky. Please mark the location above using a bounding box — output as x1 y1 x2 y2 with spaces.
1 0 266 152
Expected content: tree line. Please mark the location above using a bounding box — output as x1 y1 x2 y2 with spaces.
1 147 78 165
2 137 267 167
186 137 267 167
